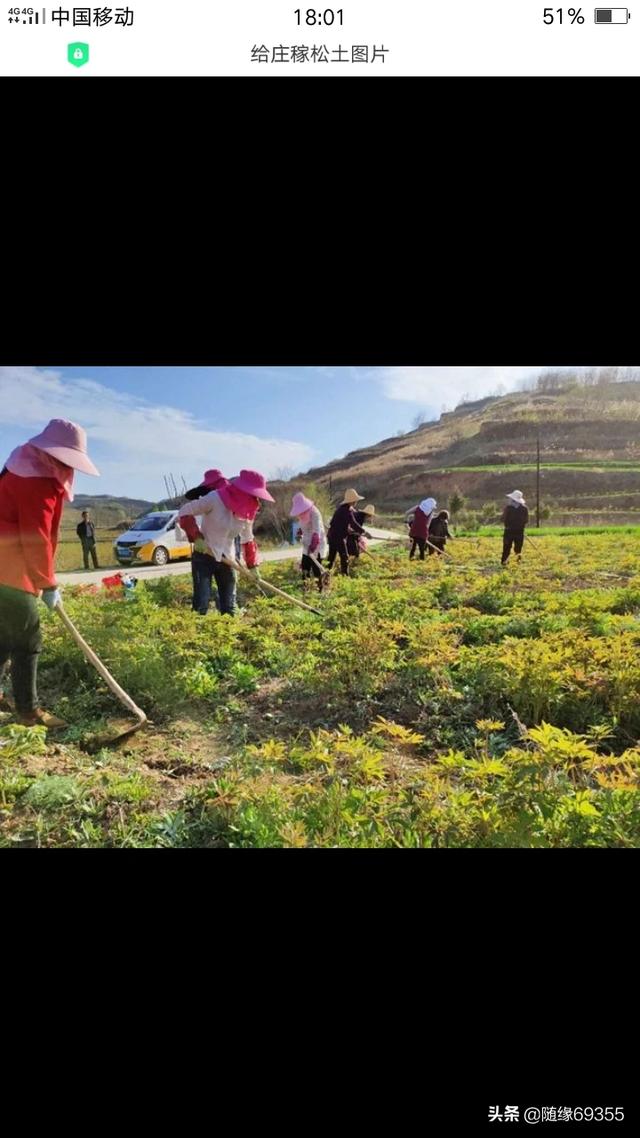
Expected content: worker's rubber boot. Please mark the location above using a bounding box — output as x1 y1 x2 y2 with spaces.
16 708 67 729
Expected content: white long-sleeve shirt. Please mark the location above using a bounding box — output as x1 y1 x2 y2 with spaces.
178 490 255 562
297 506 326 557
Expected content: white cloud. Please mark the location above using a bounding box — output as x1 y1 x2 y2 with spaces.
376 367 547 406
0 367 315 499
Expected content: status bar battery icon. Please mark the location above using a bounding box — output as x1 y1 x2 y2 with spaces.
594 8 630 20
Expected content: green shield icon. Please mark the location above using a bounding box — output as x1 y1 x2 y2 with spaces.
68 43 89 68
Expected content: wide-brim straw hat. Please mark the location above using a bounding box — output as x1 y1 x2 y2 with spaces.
506 490 526 504
341 488 364 504
231 469 275 502
290 491 314 517
361 504 375 516
28 418 99 476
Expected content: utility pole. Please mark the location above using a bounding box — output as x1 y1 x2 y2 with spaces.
536 429 540 528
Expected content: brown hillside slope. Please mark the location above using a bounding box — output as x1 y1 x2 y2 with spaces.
299 380 640 513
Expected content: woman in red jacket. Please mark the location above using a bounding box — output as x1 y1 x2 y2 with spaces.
408 497 436 560
0 419 100 727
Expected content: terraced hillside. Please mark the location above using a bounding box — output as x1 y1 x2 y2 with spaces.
300 379 640 522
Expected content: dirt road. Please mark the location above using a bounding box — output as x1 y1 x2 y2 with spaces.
56 527 402 586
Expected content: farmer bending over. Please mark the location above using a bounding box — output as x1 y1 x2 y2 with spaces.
347 503 375 563
326 488 369 576
428 509 453 555
290 491 328 592
501 490 529 565
180 469 228 615
178 469 274 616
408 497 436 560
0 419 100 727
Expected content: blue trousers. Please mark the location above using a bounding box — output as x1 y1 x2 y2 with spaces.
191 551 237 615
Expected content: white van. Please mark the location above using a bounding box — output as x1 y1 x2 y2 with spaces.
113 511 191 567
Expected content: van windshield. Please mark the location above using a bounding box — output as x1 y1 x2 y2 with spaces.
132 516 171 532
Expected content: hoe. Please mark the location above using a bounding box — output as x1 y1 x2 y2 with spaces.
223 555 324 617
55 601 148 750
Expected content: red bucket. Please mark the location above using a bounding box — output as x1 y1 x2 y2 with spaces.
102 573 124 591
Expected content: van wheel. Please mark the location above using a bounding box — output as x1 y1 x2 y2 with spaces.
152 546 169 566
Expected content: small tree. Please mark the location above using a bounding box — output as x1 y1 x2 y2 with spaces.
449 489 465 517
274 466 296 482
456 509 480 532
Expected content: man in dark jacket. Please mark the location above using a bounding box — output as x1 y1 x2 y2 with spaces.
501 491 529 565
76 510 99 569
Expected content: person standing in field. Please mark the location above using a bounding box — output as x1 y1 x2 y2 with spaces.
408 497 437 560
76 509 99 569
428 509 453 555
177 469 274 616
180 469 229 615
501 490 529 565
326 488 369 576
290 491 328 591
0 419 100 727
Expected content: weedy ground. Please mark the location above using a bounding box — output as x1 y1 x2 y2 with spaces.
2 531 640 847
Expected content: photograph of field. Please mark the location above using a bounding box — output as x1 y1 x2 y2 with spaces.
2 365 640 847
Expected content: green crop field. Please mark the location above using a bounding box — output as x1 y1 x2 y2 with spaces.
55 535 120 572
463 525 640 538
3 530 640 847
428 461 640 473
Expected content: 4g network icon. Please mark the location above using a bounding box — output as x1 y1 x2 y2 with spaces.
68 42 89 67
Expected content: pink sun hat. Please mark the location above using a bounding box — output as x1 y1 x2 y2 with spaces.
184 468 227 500
230 469 275 502
27 419 100 476
290 491 314 517
203 468 225 488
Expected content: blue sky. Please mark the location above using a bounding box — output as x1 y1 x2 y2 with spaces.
0 365 612 499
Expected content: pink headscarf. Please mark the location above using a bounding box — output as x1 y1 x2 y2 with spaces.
5 443 76 502
217 482 260 521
